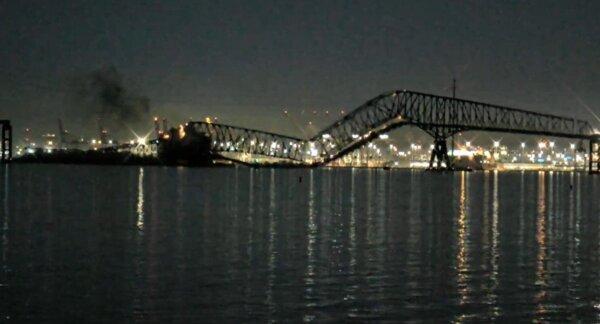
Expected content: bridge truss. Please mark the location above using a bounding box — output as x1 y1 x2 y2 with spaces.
184 90 599 173
311 90 595 168
187 122 307 163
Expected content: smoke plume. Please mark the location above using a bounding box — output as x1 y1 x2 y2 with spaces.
66 66 150 137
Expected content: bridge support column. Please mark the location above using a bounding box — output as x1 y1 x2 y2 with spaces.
590 137 600 174
1 121 11 163
428 136 452 170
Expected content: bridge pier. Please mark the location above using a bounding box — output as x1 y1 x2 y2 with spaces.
590 137 600 174
428 136 452 170
1 120 11 163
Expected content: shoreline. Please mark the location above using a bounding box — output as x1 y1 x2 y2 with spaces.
6 159 588 173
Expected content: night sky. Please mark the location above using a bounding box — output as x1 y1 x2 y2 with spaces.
1 0 599 142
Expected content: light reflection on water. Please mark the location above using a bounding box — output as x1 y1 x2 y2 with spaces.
136 167 144 231
1 165 600 322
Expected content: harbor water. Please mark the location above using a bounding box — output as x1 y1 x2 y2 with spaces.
2 164 600 322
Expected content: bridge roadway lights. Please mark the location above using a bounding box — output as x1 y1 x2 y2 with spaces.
0 120 11 163
428 137 452 171
590 136 600 174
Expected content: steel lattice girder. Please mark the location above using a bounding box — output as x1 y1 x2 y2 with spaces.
311 90 595 163
186 90 596 165
188 122 307 162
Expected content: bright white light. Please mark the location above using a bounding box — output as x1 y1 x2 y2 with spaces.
322 134 331 139
521 142 526 148
91 139 97 145
351 134 359 139
465 141 471 147
493 141 500 148
570 143 576 149
538 142 546 149
378 134 389 140
451 149 474 157
549 141 555 148
108 140 113 145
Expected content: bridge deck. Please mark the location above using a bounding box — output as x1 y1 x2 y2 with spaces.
184 90 598 171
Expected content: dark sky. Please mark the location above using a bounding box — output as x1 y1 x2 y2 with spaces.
1 0 599 140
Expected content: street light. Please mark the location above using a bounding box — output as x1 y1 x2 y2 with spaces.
465 141 471 148
493 141 500 148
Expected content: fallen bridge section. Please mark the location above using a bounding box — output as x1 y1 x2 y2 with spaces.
183 89 599 173
311 90 596 166
187 122 309 163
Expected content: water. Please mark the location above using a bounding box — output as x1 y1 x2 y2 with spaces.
2 164 600 322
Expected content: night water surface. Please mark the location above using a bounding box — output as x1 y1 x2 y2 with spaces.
2 165 600 322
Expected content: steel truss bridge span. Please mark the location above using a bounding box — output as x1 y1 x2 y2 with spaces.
187 121 307 163
184 90 599 172
312 90 595 165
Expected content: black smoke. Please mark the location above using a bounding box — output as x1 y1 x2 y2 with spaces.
66 66 150 136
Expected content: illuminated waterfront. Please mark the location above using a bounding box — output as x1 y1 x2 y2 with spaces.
12 131 594 171
2 164 600 321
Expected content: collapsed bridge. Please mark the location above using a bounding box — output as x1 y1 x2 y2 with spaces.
183 90 600 173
